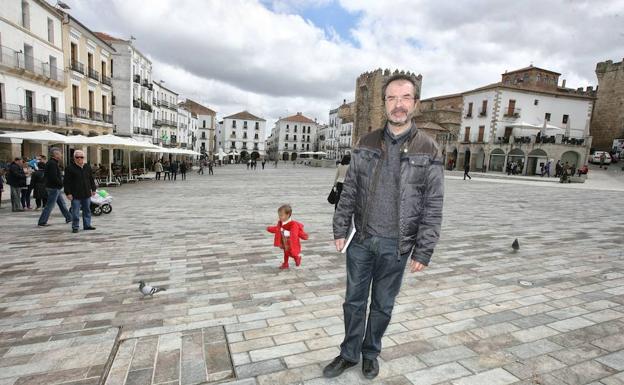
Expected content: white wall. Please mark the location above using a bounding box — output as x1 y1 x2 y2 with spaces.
223 117 267 154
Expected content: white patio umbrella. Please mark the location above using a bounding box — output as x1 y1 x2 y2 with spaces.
0 129 69 143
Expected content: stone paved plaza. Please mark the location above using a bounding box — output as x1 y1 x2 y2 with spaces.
1 165 624 385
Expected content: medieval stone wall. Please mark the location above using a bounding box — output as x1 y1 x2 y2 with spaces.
591 59 624 150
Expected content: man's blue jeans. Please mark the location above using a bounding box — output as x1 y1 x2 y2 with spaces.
70 197 92 230
340 236 409 363
38 188 71 225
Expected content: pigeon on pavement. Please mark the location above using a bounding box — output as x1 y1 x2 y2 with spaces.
138 280 166 296
512 238 520 251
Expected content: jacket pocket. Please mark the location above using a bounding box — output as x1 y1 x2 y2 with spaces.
406 155 429 185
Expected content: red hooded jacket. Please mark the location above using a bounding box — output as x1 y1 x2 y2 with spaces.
267 220 308 256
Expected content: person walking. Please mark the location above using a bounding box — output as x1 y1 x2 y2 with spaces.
333 154 350 210
463 163 471 180
38 148 72 226
180 161 187 180
198 160 205 175
7 157 26 212
0 168 5 210
21 161 33 209
64 150 96 233
170 161 179 181
208 160 214 175
261 159 266 170
325 74 444 380
154 159 163 180
31 162 48 210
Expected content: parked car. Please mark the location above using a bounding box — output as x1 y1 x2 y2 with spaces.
589 151 612 165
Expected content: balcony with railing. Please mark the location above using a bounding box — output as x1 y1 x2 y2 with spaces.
180 143 187 148
140 100 152 112
103 113 113 124
140 128 153 136
142 79 152 90
133 74 141 84
88 67 99 82
133 99 141 109
179 123 188 130
0 45 67 87
1 103 72 127
101 74 112 86
478 109 487 117
502 108 521 120
89 110 102 121
72 106 88 119
70 59 84 74
153 118 176 127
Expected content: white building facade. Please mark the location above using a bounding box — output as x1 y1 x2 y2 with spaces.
179 99 216 156
449 66 595 175
96 33 153 143
221 111 267 159
271 112 319 161
0 0 69 160
152 81 178 147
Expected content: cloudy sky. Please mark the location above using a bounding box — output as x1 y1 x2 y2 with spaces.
66 0 623 129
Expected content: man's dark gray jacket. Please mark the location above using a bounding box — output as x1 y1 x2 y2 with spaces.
333 126 445 266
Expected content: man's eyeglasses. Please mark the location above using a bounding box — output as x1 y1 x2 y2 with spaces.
385 96 415 103
74 156 84 159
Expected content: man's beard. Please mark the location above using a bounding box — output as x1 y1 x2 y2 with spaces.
385 107 414 126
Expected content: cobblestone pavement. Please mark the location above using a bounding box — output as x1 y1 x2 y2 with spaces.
0 165 623 385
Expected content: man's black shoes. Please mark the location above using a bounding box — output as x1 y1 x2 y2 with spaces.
322 356 357 378
362 357 379 379
84 226 96 230
72 229 79 233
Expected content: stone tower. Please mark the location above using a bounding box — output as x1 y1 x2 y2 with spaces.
591 59 624 150
353 69 423 143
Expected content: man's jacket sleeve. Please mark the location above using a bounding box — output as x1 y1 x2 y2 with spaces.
412 154 445 265
332 159 357 239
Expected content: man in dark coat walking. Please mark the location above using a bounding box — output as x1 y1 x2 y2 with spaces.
38 148 72 226
64 150 96 233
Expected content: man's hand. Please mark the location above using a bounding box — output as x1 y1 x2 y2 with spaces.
66 194 73 201
335 238 345 252
409 259 426 273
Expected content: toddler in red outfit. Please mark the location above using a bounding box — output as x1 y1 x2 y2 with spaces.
267 204 308 269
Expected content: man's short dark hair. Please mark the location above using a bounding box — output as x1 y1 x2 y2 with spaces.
14 157 22 161
381 74 420 101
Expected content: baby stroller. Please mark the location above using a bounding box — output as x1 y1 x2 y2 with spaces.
90 189 113 216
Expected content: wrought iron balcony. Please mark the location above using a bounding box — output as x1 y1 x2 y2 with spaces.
133 127 141 134
103 113 113 123
71 59 84 74
88 68 99 82
140 128 153 136
1 103 72 127
101 74 112 86
133 74 141 84
0 46 67 86
133 99 141 109
503 108 521 119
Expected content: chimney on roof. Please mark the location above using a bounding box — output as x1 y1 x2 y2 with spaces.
562 79 566 88
297 112 301 115
586 86 593 92
343 99 346 105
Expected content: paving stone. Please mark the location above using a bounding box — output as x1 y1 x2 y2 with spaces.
249 342 308 362
549 359 617 384
503 355 567 379
451 368 518 385
404 362 472 385
419 345 477 366
235 358 285 379
548 343 608 365
595 350 624 370
506 339 563 359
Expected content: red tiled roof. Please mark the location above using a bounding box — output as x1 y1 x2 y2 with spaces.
180 99 216 115
280 113 315 124
93 32 127 43
223 111 265 121
503 65 561 76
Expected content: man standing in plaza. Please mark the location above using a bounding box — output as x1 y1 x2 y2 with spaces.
38 148 72 226
64 150 96 233
325 74 445 379
7 157 26 212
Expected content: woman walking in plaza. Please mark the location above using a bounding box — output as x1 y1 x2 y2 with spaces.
180 161 188 180
333 154 350 210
